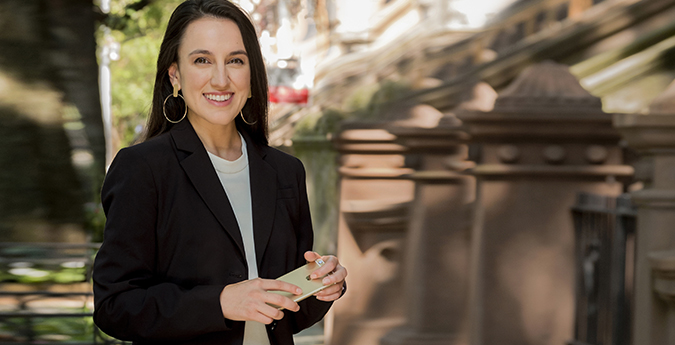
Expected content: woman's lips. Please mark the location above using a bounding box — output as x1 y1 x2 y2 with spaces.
204 93 233 106
204 93 232 102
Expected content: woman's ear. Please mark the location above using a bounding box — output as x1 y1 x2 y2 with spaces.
168 63 180 86
168 63 181 97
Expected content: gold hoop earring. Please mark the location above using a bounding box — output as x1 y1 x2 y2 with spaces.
163 93 187 123
240 110 257 125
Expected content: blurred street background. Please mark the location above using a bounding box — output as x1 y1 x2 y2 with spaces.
3 0 675 344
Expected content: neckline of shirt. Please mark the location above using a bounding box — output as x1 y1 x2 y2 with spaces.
207 132 248 174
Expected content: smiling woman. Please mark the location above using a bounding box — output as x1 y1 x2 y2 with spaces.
91 1 347 344
168 17 252 159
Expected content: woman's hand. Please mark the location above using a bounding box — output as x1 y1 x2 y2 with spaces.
304 251 347 302
219 278 301 324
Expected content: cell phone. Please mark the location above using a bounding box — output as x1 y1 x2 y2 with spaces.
267 259 332 310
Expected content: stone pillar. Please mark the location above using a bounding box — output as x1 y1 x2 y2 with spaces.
458 61 632 345
330 124 416 345
613 79 675 345
380 108 475 345
648 251 675 345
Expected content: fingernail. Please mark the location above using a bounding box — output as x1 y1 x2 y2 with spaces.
296 288 302 294
323 277 330 285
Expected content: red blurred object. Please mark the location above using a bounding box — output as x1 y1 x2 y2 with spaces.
269 85 309 104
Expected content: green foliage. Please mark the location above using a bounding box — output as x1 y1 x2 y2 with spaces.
343 83 381 113
294 108 346 137
102 0 183 147
0 244 92 284
0 314 94 343
107 0 167 38
351 80 411 120
293 146 339 255
0 266 87 284
295 80 411 139
109 33 159 145
85 202 106 242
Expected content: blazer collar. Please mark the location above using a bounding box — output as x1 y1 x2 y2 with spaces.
243 131 278 270
169 120 277 272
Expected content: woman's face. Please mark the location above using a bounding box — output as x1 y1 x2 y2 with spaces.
169 17 251 129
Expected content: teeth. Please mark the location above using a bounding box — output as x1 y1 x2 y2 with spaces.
205 94 232 102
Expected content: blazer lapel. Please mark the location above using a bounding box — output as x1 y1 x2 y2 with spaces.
242 131 277 269
169 120 246 261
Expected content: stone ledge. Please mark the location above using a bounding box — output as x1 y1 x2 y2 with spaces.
472 164 634 177
629 189 675 207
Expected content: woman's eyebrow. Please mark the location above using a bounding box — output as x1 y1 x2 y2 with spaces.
188 49 212 56
229 50 248 56
187 49 248 56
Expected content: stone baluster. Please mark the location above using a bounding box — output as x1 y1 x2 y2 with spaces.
459 61 631 345
379 105 474 345
614 79 675 345
649 250 675 344
330 123 416 345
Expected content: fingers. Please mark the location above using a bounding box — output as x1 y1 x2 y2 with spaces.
305 251 333 279
264 292 301 312
259 279 302 295
220 255 348 323
244 304 281 324
244 301 289 324
304 251 348 302
304 251 321 262
320 263 347 286
256 279 301 313
219 278 300 323
314 281 344 302
306 252 348 285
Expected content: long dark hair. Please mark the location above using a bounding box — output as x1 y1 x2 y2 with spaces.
142 0 268 145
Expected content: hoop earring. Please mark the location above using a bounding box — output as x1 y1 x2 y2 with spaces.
240 110 257 125
163 93 187 124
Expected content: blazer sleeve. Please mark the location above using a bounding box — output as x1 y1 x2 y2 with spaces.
287 157 335 333
93 147 230 341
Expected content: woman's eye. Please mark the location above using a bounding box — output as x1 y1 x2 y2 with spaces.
194 57 209 64
228 58 244 65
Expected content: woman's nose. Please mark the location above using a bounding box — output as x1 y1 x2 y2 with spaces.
211 65 229 87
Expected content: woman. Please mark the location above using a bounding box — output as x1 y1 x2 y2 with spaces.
92 1 347 344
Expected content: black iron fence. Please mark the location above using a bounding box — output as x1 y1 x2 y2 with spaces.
0 242 129 344
0 242 323 344
569 193 636 345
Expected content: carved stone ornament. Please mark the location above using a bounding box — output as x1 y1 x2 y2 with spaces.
493 60 603 113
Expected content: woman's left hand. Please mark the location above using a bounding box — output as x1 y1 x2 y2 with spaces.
304 251 347 302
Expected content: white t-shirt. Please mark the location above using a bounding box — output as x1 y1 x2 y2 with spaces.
207 133 270 345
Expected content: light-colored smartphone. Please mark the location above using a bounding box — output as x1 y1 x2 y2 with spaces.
268 259 332 310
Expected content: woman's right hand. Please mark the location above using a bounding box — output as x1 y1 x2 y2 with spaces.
219 278 301 324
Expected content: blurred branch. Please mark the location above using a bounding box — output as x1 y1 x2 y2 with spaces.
93 0 154 33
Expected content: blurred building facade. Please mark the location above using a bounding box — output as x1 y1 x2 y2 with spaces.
264 0 675 344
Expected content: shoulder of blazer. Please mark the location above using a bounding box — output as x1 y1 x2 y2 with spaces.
259 145 303 169
238 128 305 175
108 131 179 180
130 133 173 152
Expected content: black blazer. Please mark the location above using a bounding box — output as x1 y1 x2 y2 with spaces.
93 120 332 344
